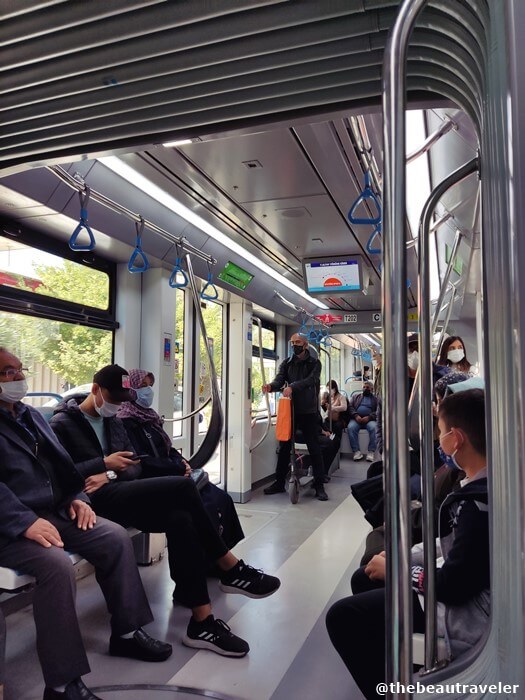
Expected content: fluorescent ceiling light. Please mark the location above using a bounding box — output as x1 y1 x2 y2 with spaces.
359 333 381 347
162 138 193 147
99 156 329 310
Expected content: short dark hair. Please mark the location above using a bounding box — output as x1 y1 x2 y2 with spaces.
438 388 486 456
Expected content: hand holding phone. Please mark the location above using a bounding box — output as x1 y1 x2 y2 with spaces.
128 453 149 461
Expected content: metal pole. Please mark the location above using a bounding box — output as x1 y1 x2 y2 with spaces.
417 156 478 672
436 288 456 358
382 0 428 691
406 117 455 164
431 228 464 335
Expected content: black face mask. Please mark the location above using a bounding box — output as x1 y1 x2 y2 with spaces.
292 345 305 356
363 389 371 395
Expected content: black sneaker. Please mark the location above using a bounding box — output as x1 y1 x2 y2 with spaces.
109 628 172 662
183 615 249 657
219 560 281 598
263 481 286 495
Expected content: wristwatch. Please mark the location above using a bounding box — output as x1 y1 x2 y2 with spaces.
106 470 118 481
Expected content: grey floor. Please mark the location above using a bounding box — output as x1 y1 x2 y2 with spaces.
3 457 372 700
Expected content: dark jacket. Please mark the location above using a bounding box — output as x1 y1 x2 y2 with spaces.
348 392 378 421
269 350 321 415
119 416 186 478
411 475 489 658
50 397 141 481
0 403 86 545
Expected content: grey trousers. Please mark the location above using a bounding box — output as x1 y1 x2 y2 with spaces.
0 513 153 688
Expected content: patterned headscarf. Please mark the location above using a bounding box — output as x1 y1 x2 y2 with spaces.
117 369 172 452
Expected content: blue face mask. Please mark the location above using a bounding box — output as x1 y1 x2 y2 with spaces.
135 386 154 408
437 445 461 470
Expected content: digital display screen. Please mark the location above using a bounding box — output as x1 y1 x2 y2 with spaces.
303 257 362 294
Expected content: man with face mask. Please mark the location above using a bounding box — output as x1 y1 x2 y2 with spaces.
0 349 172 700
346 381 378 462
262 333 327 500
50 364 280 659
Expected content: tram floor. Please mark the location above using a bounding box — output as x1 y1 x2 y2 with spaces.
5 457 370 700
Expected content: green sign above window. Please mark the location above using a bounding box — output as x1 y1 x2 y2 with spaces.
218 261 253 290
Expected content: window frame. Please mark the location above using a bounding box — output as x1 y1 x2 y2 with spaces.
0 217 117 331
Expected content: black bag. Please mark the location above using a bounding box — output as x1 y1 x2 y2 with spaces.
350 474 384 528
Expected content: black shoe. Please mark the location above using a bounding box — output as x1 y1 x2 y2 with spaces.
43 678 104 700
109 628 172 662
183 615 249 657
263 481 286 495
314 485 328 501
219 559 281 598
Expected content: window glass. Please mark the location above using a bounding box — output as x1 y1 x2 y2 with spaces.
173 288 185 438
0 310 112 407
0 237 110 310
252 326 275 351
198 300 223 435
251 357 277 416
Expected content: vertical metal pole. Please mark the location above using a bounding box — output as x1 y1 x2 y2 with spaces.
431 229 464 335
436 288 456 357
382 0 428 693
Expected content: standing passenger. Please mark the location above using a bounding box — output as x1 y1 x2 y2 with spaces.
0 348 171 700
262 333 328 501
436 335 473 375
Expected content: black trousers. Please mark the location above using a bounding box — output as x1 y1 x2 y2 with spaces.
326 571 425 700
92 476 229 608
0 515 153 688
275 413 325 487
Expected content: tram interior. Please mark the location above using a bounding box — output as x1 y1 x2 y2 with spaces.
0 2 495 700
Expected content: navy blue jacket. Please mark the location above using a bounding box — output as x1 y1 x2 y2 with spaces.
0 403 86 545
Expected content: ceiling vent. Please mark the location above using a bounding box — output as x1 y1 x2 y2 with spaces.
276 206 311 219
242 160 263 169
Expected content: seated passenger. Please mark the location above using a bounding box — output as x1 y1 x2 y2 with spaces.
50 364 280 658
347 381 378 462
295 413 341 483
117 369 244 552
326 389 489 699
320 380 347 438
0 348 171 700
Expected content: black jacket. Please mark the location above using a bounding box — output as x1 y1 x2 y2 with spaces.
50 397 141 481
269 351 321 415
120 416 186 478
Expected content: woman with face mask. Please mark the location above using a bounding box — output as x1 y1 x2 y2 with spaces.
118 369 244 552
320 380 347 437
436 335 473 374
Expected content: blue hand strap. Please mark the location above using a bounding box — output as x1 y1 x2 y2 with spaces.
69 188 96 251
348 171 382 225
366 222 382 254
201 271 218 300
128 218 150 273
169 257 189 288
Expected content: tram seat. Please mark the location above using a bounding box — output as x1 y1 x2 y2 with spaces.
412 633 448 666
0 552 85 594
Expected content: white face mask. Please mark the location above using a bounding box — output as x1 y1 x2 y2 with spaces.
407 351 419 371
94 391 120 418
447 348 465 364
0 378 28 403
135 386 154 408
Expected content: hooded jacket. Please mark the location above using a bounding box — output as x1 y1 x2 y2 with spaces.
411 475 489 659
269 350 321 415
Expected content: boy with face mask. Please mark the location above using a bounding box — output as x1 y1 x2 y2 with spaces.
326 389 489 699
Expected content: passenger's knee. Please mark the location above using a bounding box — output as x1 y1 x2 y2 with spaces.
36 548 76 586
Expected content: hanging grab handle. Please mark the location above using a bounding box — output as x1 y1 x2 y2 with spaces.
128 217 150 273
169 255 189 289
201 265 218 300
366 222 383 254
69 187 96 251
348 171 382 225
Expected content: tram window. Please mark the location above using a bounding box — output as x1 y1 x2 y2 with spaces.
199 299 224 434
173 288 185 438
251 323 277 417
0 310 112 407
0 236 110 310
